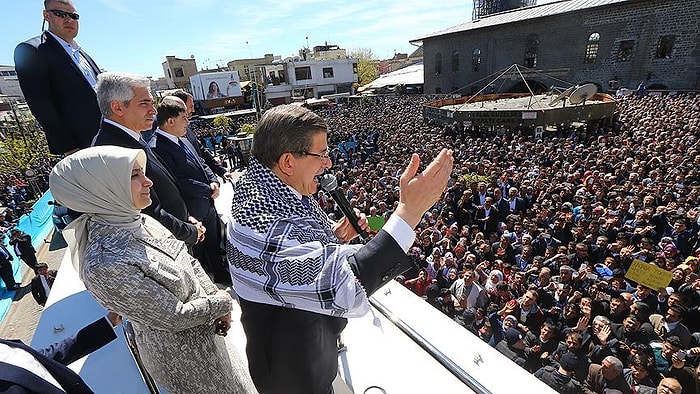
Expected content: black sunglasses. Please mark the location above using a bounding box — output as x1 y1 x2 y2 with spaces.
47 9 80 20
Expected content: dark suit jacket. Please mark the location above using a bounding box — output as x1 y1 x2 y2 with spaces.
240 230 412 394
92 121 198 245
9 233 36 266
14 32 102 154
475 206 499 235
507 197 527 216
30 270 56 306
151 132 218 221
185 129 227 178
492 198 510 223
0 317 117 393
472 192 494 207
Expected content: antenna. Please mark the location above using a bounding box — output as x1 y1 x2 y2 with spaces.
548 85 576 107
568 84 598 105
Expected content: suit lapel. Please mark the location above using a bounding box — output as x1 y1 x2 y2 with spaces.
43 32 94 90
99 122 182 190
80 49 101 77
147 146 182 190
180 138 208 177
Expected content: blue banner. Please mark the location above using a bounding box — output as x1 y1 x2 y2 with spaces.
0 190 56 323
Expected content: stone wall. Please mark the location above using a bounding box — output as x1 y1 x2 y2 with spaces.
423 0 700 94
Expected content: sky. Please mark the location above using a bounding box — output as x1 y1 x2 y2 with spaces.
1 0 557 79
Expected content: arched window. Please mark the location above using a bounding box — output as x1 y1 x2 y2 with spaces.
524 34 539 68
452 51 460 72
435 52 442 75
584 32 600 63
472 48 481 72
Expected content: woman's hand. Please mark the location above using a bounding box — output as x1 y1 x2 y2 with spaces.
215 312 232 336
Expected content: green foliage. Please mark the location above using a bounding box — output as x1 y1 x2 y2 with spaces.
460 173 491 187
0 128 52 174
212 115 232 128
349 48 379 87
241 123 256 135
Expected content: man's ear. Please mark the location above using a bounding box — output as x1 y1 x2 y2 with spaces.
276 153 295 176
110 100 123 117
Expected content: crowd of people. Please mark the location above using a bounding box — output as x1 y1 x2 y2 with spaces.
4 83 700 392
0 157 54 230
281 93 698 393
162 91 700 392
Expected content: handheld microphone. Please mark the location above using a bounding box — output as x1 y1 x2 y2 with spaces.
317 173 369 243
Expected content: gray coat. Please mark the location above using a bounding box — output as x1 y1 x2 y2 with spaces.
81 219 256 394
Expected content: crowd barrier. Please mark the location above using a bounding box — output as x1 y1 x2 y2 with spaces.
0 190 56 323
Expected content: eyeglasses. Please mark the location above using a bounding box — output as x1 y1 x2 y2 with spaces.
294 148 331 161
47 9 80 20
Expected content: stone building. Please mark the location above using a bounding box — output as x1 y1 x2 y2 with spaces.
162 56 198 90
411 0 700 94
227 54 278 83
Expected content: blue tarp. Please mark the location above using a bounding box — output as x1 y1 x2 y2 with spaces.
0 190 56 323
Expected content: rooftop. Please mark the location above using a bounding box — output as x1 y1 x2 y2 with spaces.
411 0 631 43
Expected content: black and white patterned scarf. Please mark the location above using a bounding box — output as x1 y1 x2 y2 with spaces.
226 158 369 318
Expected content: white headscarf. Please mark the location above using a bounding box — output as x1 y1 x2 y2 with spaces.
485 269 504 291
49 146 147 272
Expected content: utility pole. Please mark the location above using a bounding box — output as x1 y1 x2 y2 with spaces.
246 41 261 120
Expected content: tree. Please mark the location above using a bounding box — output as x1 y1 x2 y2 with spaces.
349 48 379 88
212 115 232 129
0 128 52 174
241 123 256 135
0 113 52 174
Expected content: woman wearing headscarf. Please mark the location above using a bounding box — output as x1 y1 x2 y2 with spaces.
50 146 257 394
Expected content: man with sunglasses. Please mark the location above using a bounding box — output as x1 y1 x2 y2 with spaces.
14 0 102 156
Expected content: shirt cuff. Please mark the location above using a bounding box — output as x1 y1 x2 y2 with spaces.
382 215 415 253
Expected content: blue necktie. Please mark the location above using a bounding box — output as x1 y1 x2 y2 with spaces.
301 196 311 210
178 139 197 162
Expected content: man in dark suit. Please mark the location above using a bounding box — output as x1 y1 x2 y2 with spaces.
0 242 19 290
0 313 120 393
91 72 204 247
171 90 234 181
474 196 500 235
9 228 38 273
491 187 510 225
507 187 527 217
14 0 101 156
151 97 230 284
472 181 493 207
31 262 56 306
227 105 453 394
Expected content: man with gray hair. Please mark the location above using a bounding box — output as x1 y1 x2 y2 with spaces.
583 355 632 394
92 72 204 247
15 0 102 155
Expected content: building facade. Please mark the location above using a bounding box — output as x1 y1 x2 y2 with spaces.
227 54 278 83
413 0 700 94
161 56 198 90
0 65 23 99
261 58 358 105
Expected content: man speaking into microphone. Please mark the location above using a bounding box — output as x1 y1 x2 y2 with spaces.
227 105 453 394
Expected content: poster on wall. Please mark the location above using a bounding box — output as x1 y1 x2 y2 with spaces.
190 71 242 101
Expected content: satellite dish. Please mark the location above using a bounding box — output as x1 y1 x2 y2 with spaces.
548 85 576 107
568 84 598 105
190 54 195 59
